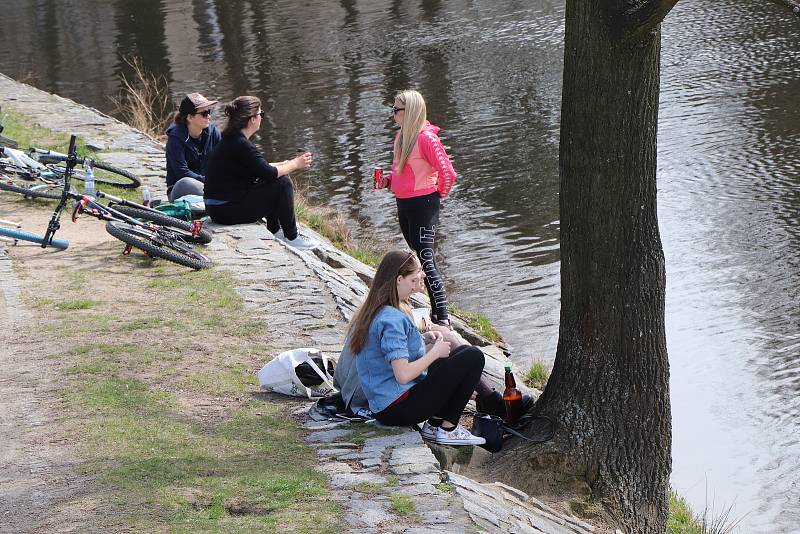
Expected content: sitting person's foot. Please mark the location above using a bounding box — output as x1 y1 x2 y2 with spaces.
283 234 317 250
475 390 506 418
434 424 486 446
272 228 284 240
418 420 439 441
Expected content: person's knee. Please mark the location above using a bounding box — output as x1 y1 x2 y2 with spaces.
169 177 204 201
277 174 294 189
457 346 485 371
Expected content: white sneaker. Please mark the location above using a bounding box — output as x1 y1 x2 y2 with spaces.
284 234 317 250
272 229 284 240
433 424 486 446
418 421 438 441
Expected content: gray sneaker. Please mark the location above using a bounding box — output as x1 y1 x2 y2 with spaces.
272 229 284 240
434 424 486 446
284 234 317 250
418 421 438 441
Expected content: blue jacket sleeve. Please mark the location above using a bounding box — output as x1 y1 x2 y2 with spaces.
165 135 204 182
378 317 411 363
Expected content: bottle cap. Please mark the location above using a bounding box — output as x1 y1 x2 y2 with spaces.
504 364 512 371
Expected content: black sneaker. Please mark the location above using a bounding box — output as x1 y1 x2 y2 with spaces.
475 390 506 419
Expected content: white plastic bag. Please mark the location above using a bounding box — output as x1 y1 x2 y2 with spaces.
258 348 337 399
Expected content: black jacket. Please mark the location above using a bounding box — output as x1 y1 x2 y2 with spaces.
203 132 279 202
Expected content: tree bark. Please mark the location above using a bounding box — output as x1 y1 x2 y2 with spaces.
491 1 671 532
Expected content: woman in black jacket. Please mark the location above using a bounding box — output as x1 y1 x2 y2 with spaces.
204 95 315 249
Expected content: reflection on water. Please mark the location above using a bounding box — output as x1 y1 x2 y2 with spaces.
1 0 799 530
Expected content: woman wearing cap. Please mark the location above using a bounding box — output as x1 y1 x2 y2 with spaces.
165 93 221 202
346 249 486 446
203 95 316 249
375 89 457 327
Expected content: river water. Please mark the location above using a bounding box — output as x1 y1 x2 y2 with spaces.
1 0 798 530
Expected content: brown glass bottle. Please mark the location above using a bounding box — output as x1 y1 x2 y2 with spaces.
503 365 524 424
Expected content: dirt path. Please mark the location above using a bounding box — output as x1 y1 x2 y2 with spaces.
0 205 110 533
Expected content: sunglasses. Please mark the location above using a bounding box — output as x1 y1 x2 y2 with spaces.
255 110 265 118
193 110 212 117
392 106 405 115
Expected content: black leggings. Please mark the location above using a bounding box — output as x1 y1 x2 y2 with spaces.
375 345 484 426
205 175 299 239
396 192 448 322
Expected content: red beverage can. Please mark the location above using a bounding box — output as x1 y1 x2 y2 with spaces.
373 167 384 189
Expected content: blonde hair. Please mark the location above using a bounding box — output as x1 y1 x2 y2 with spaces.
393 90 427 174
347 250 418 354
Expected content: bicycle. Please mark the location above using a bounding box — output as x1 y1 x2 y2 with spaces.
0 218 69 250
43 135 212 270
0 144 141 199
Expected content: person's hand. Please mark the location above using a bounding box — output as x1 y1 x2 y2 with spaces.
429 322 454 334
294 151 312 170
423 330 442 351
429 338 451 359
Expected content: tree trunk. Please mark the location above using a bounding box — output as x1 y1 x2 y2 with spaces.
491 2 671 532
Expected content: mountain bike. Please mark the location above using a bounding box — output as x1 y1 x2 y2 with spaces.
0 145 141 199
42 135 211 270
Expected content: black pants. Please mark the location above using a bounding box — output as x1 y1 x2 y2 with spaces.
396 192 448 322
206 175 299 239
375 345 484 426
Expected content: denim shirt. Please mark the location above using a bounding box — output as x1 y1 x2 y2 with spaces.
354 306 426 413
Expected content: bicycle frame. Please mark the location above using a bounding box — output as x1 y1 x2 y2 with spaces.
42 135 78 248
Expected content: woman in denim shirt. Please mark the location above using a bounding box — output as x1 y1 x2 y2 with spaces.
348 250 486 446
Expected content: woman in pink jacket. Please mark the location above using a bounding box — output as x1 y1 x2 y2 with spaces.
378 89 458 326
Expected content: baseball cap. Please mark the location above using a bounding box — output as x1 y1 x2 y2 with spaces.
179 93 218 115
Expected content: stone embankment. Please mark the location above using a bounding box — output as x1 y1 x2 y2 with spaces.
0 73 595 533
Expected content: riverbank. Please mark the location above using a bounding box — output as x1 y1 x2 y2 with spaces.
0 74 602 532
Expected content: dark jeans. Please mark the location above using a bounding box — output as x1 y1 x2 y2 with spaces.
375 345 484 426
205 175 298 239
396 192 448 322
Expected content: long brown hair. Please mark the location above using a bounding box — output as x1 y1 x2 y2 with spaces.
221 95 261 136
347 250 418 354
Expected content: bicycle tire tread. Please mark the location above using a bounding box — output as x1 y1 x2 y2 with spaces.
0 180 63 200
104 221 211 270
40 155 141 189
112 206 212 244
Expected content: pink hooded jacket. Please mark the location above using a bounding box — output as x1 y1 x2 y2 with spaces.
389 121 457 199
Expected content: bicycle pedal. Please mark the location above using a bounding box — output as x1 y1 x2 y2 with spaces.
122 244 133 256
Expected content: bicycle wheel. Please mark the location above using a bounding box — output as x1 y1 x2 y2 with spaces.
0 178 64 200
105 220 211 270
41 156 141 189
111 206 212 244
0 226 69 250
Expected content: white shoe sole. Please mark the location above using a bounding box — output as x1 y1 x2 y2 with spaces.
433 436 486 446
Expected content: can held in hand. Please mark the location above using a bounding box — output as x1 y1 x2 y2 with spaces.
373 167 384 189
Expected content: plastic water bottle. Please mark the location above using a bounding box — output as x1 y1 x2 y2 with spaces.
141 186 151 207
84 165 95 196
